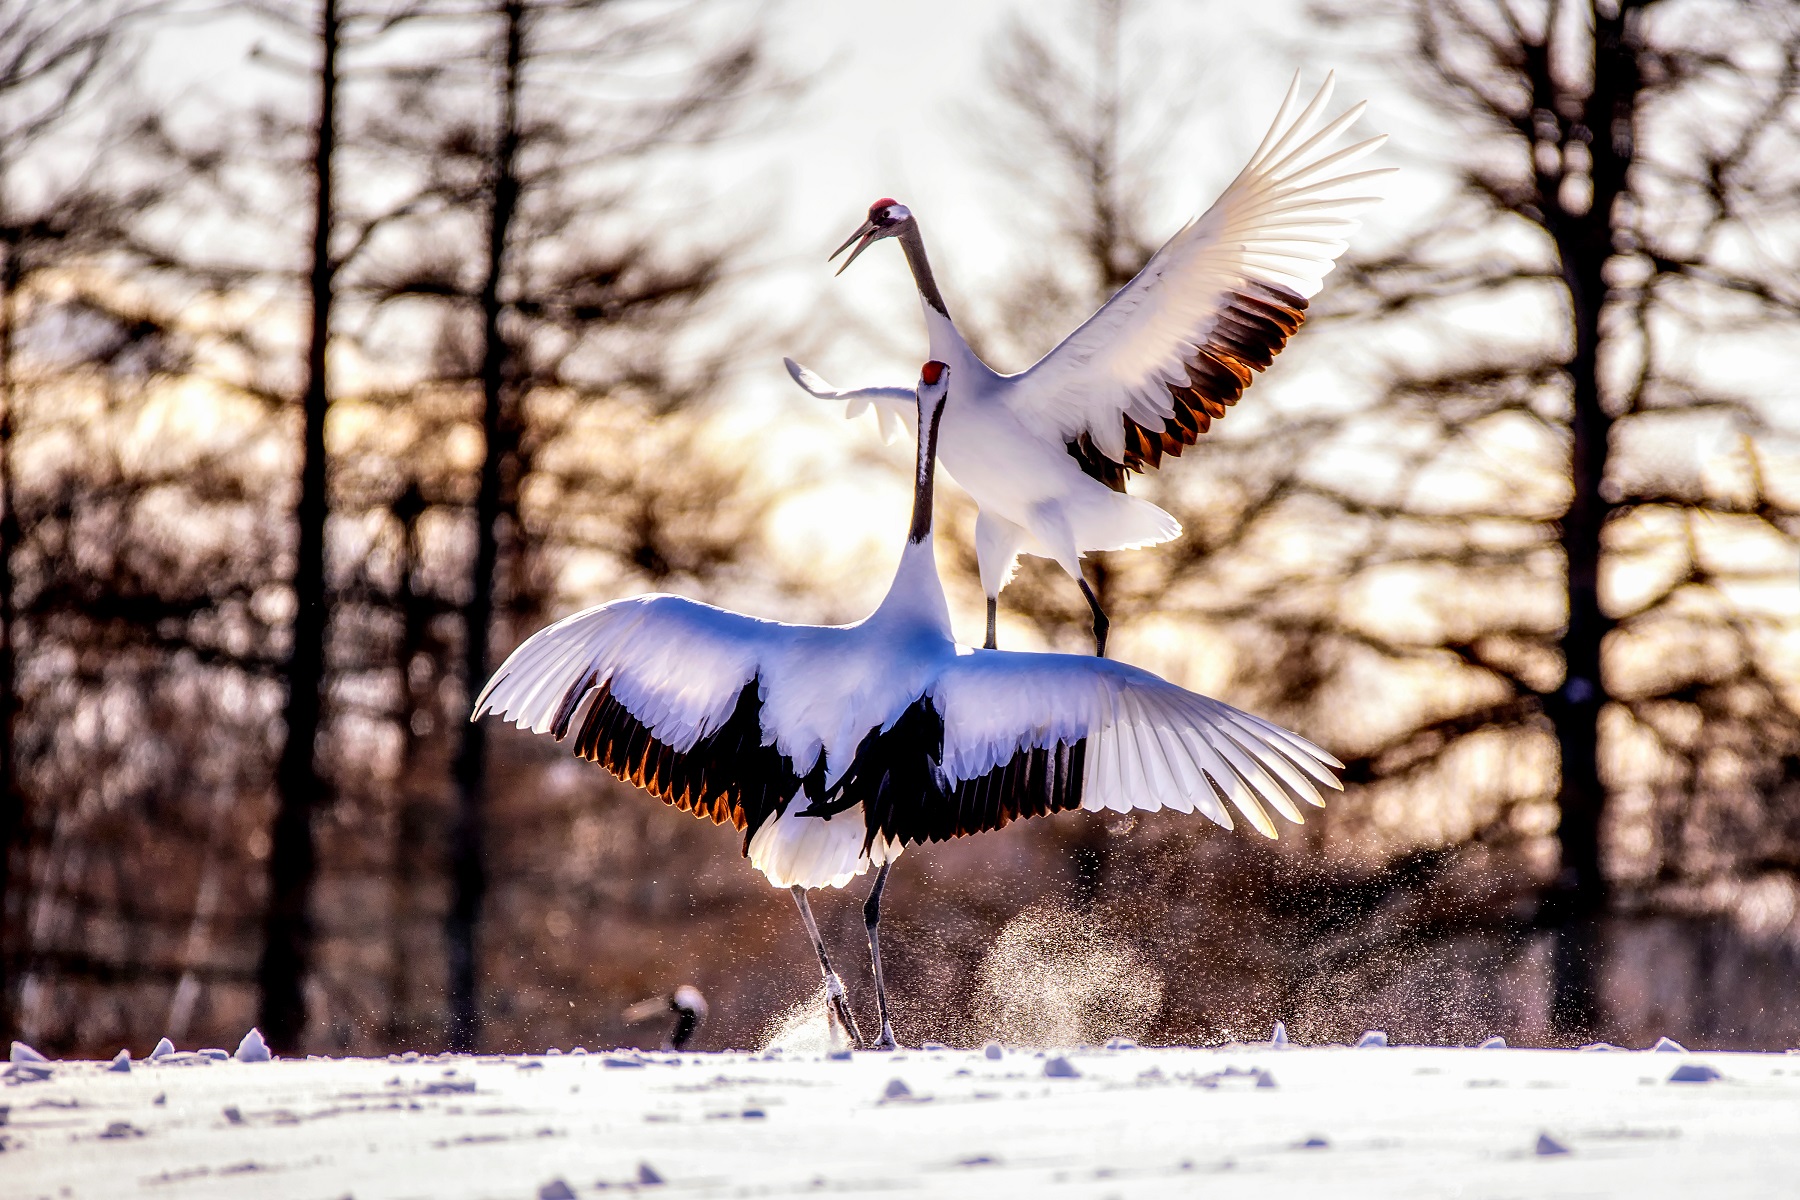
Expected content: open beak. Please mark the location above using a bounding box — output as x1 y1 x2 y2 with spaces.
830 220 881 276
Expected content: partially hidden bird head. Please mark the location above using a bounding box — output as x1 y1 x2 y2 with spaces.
918 359 949 400
831 198 913 275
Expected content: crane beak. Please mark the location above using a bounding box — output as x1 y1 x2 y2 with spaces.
830 220 881 275
622 997 671 1023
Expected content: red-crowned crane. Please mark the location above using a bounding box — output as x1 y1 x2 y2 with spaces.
473 363 1342 1050
786 73 1390 655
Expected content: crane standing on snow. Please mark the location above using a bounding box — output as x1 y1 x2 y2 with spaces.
473 363 1341 1050
787 73 1390 655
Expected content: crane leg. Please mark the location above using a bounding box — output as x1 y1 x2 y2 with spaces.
984 598 998 650
1079 577 1109 657
791 886 863 1049
863 861 898 1050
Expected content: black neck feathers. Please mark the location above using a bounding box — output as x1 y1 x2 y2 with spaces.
907 391 946 544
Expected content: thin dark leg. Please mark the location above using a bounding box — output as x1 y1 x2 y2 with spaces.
984 597 998 650
791 886 863 1048
863 861 897 1049
1079 577 1109 657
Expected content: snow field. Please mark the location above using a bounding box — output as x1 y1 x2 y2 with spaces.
5 1039 1799 1199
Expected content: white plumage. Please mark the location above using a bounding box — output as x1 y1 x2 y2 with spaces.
789 73 1391 652
473 362 1343 1048
476 361 1343 885
477 575 1341 888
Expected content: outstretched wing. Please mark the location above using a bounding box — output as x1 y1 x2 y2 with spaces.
473 595 803 838
784 357 916 444
872 650 1342 846
1015 72 1390 476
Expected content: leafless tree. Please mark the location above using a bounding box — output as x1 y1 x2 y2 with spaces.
345 0 783 1048
1311 0 1800 1034
0 0 160 1045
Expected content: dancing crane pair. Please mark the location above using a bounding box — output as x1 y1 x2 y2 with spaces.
475 75 1389 1049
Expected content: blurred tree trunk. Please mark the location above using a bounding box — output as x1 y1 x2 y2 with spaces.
387 480 444 1045
258 0 339 1055
1534 0 1644 1035
447 0 525 1053
0 0 126 1048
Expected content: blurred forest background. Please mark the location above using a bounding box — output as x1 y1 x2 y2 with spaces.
2 0 1797 1059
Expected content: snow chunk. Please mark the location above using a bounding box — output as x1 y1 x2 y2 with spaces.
1044 1055 1081 1078
108 1049 131 1073
1356 1030 1387 1048
235 1028 271 1063
150 1038 175 1060
537 1181 576 1200
1668 1063 1722 1083
983 1041 1003 1060
882 1077 913 1101
1194 1065 1276 1090
637 1161 665 1185
1271 1021 1289 1046
10 1041 47 1063
1535 1133 1571 1156
1651 1037 1688 1053
1479 1037 1507 1049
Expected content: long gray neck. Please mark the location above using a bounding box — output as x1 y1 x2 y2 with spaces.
907 393 947 544
898 221 949 317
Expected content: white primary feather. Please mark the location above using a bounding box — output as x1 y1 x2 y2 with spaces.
929 650 1342 838
1015 71 1393 462
476 594 768 755
784 357 914 445
477 577 954 794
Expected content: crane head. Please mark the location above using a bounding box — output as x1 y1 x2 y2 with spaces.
917 360 950 409
830 199 913 275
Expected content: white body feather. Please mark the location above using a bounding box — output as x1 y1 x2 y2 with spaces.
788 73 1389 600
477 541 1342 889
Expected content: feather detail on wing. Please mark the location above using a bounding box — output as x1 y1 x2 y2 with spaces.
1016 72 1393 474
784 357 916 445
472 594 801 837
928 651 1343 840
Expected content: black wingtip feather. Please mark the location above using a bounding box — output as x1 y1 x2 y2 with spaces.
569 676 797 843
1069 281 1312 482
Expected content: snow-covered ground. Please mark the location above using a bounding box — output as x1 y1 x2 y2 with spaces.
6 1035 1798 1199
